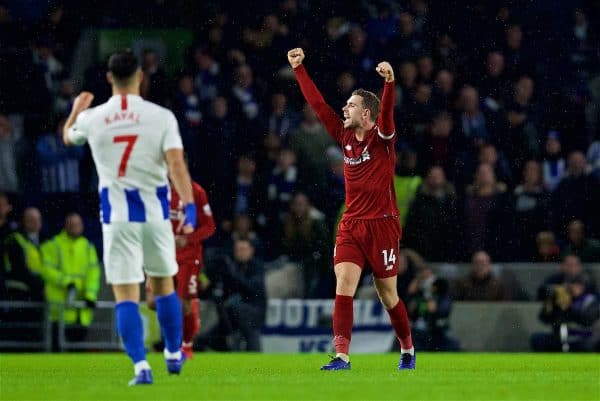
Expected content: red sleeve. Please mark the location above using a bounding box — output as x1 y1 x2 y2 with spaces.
294 64 344 143
185 184 216 246
377 81 396 139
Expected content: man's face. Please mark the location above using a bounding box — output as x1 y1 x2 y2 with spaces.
65 214 84 238
567 221 584 245
342 95 367 129
472 251 491 279
0 196 12 219
562 256 582 277
234 240 254 263
23 208 42 234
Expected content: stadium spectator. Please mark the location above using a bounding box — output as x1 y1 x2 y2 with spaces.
477 142 513 189
229 64 262 130
508 160 551 261
537 254 597 301
404 166 460 262
387 12 429 65
36 117 84 193
534 231 561 263
1 208 46 302
531 274 600 352
0 114 22 193
191 47 221 107
267 148 298 224
562 220 600 262
40 213 100 350
551 151 595 235
141 49 169 106
262 92 298 142
456 86 491 150
431 69 455 113
279 192 330 298
541 131 566 192
452 251 507 301
407 266 460 351
502 76 540 178
568 9 598 82
288 103 337 206
203 238 266 351
478 51 511 107
503 23 531 79
220 213 264 259
463 163 509 259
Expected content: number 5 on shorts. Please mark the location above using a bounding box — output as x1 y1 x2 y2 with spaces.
382 248 396 270
113 134 138 177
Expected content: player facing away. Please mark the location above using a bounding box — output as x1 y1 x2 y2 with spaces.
288 48 415 370
146 179 216 360
63 50 197 385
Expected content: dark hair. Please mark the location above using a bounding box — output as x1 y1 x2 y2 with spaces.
108 49 139 81
352 89 380 122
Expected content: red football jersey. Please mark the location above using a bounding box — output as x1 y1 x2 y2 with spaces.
170 181 216 265
294 65 399 220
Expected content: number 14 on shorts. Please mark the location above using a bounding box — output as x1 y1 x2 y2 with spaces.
381 248 396 270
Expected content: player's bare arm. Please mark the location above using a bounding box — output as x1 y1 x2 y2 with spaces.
165 148 195 234
63 91 94 145
287 48 305 69
376 62 395 83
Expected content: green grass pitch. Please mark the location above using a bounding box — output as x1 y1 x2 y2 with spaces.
1 353 599 400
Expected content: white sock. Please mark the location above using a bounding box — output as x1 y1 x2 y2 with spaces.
164 349 182 360
182 341 193 348
335 353 350 362
401 347 415 356
134 360 151 375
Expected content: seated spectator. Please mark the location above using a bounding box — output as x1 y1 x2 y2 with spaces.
36 117 84 193
534 231 561 262
288 103 337 206
509 160 551 261
531 274 599 352
261 92 298 142
537 254 597 300
267 148 298 224
552 151 595 234
1 207 46 342
2 207 46 298
463 163 509 259
192 47 221 107
201 239 266 351
279 193 331 298
221 214 264 259
407 266 460 351
541 131 566 192
562 220 600 262
417 111 455 175
40 213 100 350
478 143 513 189
452 251 507 301
140 49 169 106
404 166 460 262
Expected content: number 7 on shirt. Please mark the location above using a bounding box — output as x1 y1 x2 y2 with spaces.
113 134 138 177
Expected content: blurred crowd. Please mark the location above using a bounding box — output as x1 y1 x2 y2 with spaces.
1 1 599 296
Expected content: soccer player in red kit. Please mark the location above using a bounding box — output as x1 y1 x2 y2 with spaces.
288 48 415 370
147 181 216 359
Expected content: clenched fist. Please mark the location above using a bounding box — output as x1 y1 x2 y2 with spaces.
375 62 394 83
287 48 305 69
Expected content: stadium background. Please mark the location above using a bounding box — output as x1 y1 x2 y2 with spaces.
0 0 599 356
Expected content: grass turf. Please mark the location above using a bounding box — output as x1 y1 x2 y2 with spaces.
1 353 599 401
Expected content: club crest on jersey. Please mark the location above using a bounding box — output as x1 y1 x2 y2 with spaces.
344 146 371 166
104 111 140 125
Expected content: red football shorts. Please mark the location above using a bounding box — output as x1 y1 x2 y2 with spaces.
334 217 402 279
175 259 202 299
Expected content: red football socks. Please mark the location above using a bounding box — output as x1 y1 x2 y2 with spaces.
387 300 413 350
183 299 200 344
333 294 354 355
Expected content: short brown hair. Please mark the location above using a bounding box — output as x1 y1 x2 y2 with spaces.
352 89 380 122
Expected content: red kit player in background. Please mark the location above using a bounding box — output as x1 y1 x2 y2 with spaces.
147 180 216 359
288 48 415 370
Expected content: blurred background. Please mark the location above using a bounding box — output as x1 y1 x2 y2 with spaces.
0 0 599 354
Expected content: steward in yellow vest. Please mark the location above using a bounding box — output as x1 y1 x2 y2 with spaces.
41 213 100 329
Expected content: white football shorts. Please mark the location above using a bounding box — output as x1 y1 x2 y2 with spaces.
102 220 178 284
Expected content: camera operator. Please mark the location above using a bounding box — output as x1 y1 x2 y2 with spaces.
531 274 599 352
406 267 460 351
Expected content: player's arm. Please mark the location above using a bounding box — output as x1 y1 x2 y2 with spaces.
182 185 216 245
63 92 94 145
166 149 195 234
288 48 343 142
375 61 396 140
